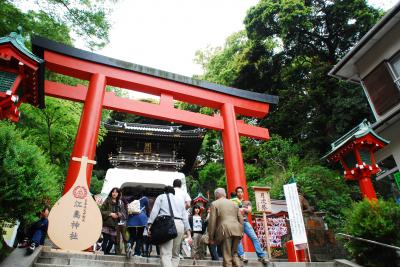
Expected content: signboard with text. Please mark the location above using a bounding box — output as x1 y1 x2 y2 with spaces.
252 186 272 212
1 220 20 247
283 183 308 246
48 157 102 251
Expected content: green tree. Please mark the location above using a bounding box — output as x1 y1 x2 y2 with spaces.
90 169 106 195
198 162 226 195
296 165 353 229
0 2 72 48
18 98 82 167
240 134 353 229
4 0 115 49
0 122 61 223
197 0 383 155
194 31 253 86
343 199 400 266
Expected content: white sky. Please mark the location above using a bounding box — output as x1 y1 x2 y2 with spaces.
97 0 397 80
98 0 258 77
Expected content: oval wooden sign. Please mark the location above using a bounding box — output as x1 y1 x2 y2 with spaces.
48 156 102 251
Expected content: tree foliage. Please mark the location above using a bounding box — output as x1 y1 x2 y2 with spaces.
194 31 252 86
0 0 72 45
196 0 383 155
17 98 82 166
242 135 353 230
0 122 61 223
343 199 400 266
6 0 116 49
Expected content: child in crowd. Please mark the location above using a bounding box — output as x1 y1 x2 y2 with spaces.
189 205 204 260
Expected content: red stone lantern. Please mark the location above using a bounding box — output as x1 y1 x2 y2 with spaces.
192 192 209 214
323 120 389 200
0 28 44 122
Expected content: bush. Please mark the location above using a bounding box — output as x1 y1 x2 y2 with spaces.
342 199 400 266
0 122 61 223
296 165 353 230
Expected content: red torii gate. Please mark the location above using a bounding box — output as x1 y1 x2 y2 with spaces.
1 32 278 251
31 36 278 200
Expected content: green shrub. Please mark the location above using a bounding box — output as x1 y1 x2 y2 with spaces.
342 199 400 266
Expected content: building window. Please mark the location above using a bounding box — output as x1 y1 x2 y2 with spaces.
390 53 400 87
376 155 398 180
362 61 400 116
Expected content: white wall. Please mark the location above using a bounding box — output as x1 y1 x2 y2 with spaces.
374 120 400 168
356 23 400 79
101 168 186 195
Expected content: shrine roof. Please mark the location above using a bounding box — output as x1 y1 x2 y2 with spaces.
0 30 44 64
193 192 209 203
105 121 205 138
270 199 288 214
31 35 278 105
322 119 390 159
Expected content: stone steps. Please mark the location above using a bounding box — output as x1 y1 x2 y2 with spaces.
0 246 351 267
34 250 266 267
32 249 343 267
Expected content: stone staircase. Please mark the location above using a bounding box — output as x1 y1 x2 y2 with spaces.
1 246 362 267
33 249 268 267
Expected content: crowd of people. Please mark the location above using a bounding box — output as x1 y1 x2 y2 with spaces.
96 180 269 267
20 179 269 267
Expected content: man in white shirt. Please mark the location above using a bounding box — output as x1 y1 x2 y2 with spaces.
148 186 192 267
173 179 191 209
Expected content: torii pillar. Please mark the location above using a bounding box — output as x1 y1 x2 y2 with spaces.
63 74 106 193
221 103 248 198
221 103 254 251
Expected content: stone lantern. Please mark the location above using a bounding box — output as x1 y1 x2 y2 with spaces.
323 120 389 200
192 192 209 214
0 28 44 122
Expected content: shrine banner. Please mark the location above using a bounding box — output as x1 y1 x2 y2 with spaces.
283 183 308 246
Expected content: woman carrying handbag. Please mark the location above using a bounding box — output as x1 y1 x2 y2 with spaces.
100 187 126 255
148 186 192 267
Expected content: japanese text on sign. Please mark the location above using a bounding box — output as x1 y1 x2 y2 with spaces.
283 183 308 246
68 196 88 241
253 188 272 212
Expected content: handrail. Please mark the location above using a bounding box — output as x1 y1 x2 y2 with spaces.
337 233 400 251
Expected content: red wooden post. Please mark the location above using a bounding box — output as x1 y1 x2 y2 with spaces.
358 174 377 200
63 73 106 194
220 103 254 251
221 103 247 199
